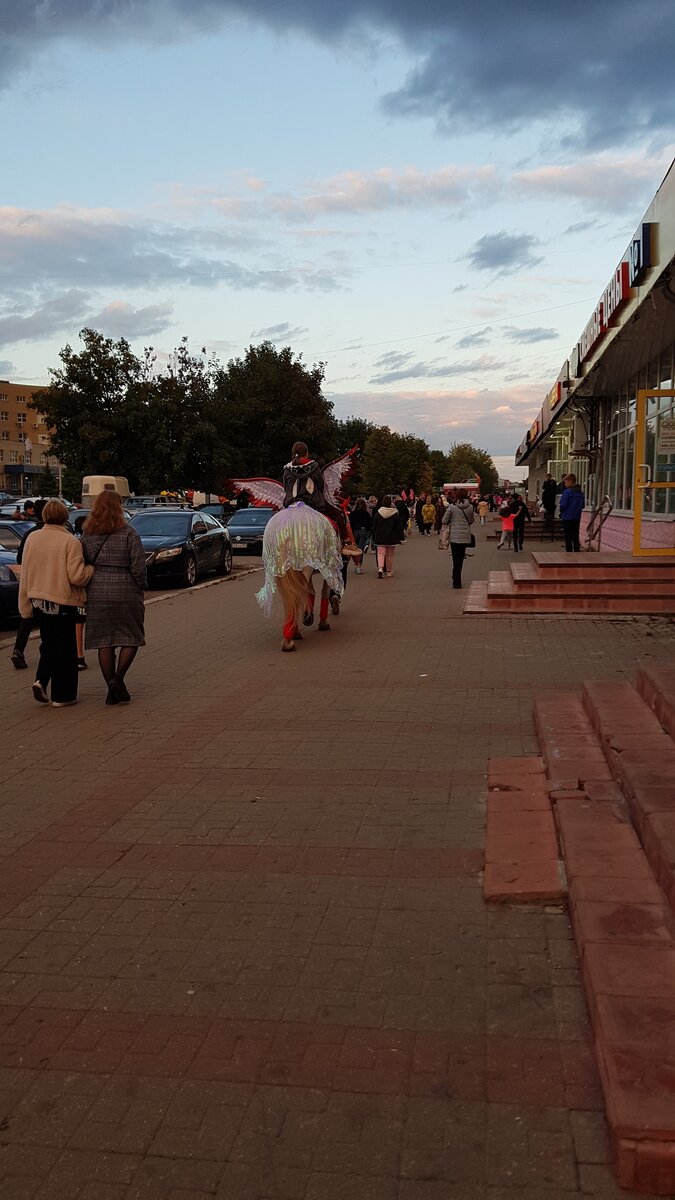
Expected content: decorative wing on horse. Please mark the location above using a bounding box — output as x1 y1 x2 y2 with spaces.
227 477 285 509
322 446 359 507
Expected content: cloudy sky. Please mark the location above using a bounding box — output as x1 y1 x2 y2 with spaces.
2 1 674 477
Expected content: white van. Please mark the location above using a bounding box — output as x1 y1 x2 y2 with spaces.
81 476 130 508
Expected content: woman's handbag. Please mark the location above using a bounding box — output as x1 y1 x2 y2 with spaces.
438 525 450 551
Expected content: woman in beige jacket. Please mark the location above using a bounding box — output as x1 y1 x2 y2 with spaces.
18 500 93 706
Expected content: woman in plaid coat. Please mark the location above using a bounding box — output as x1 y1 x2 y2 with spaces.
81 491 146 705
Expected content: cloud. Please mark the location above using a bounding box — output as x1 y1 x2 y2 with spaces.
328 382 545 453
0 206 345 303
251 322 309 342
515 152 673 211
369 353 505 385
0 291 176 349
0 359 15 376
502 325 558 344
452 283 469 293
3 2 674 148
465 232 542 276
456 326 492 349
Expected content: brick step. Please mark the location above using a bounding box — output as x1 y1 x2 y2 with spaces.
582 679 675 914
556 793 675 1195
534 688 675 1193
532 552 675 580
509 562 675 594
638 662 675 741
485 585 675 614
484 756 564 901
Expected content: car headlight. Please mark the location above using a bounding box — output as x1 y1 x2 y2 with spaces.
155 547 183 560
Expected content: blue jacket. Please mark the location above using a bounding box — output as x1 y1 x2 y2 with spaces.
559 486 585 521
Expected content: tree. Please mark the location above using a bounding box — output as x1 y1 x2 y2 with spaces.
429 449 448 490
32 329 155 492
361 426 431 497
445 442 498 494
219 342 336 479
334 417 376 496
33 462 57 497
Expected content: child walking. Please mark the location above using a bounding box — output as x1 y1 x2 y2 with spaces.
497 504 514 549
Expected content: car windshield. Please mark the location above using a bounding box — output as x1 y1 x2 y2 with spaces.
130 513 190 538
229 510 272 526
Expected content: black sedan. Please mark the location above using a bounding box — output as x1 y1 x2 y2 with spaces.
227 507 275 553
0 520 35 553
0 548 20 623
129 510 233 587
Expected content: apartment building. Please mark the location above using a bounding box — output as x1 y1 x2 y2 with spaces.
0 381 58 495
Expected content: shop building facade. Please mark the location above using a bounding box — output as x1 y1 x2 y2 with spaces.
0 382 57 495
515 160 675 553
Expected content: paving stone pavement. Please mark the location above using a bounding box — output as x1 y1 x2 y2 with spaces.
1 529 674 1199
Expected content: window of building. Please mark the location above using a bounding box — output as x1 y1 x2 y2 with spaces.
16 395 26 404
0 450 4 463
17 432 25 443
0 412 7 422
17 413 26 426
9 452 18 463
23 452 31 464
0 432 8 442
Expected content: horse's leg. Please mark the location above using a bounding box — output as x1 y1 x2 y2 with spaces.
317 579 331 631
278 570 309 652
303 570 317 627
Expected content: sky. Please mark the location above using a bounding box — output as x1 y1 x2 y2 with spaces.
2 1 675 481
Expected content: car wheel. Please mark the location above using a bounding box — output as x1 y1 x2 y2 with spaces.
217 544 232 576
181 553 197 588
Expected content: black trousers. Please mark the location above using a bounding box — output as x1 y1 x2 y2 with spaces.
563 519 581 553
450 542 467 587
36 606 78 703
513 518 526 552
14 611 37 654
543 507 556 540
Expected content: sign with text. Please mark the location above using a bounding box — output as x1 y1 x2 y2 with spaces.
658 415 675 454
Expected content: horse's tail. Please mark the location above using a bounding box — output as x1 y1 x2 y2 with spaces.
277 569 309 630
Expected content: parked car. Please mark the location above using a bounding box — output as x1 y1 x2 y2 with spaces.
129 509 233 587
0 548 20 622
227 507 275 553
195 502 236 525
0 520 35 551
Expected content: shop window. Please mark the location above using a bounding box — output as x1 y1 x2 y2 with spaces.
624 428 635 512
660 346 674 396
615 440 626 508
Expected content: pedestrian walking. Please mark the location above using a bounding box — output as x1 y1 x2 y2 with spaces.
10 498 46 669
350 498 372 574
559 474 585 553
421 498 436 534
497 504 514 550
541 473 558 540
371 496 405 578
18 500 93 706
510 493 532 553
442 488 475 589
478 497 489 526
81 490 146 705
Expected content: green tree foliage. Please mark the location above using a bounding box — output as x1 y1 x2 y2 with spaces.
334 417 376 496
429 449 448 490
361 426 430 497
445 442 499 494
33 462 57 497
220 342 336 479
32 329 155 492
146 340 233 492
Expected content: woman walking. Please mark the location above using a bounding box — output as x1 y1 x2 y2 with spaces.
371 496 405 578
442 488 475 589
18 500 93 706
81 491 146 705
350 497 372 574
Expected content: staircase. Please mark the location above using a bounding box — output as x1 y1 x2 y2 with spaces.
486 516 564 541
530 663 675 1193
465 552 675 615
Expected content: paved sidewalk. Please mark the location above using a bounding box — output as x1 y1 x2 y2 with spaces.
1 530 674 1199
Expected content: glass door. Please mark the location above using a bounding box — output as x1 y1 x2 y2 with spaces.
633 389 675 555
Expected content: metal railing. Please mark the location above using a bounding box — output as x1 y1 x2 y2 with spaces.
584 494 613 552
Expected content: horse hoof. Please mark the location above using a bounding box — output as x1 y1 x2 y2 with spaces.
330 595 340 615
318 620 331 631
303 611 314 627
281 639 296 652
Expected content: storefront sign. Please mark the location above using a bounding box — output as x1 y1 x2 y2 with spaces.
628 223 653 287
658 415 675 454
548 382 562 408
